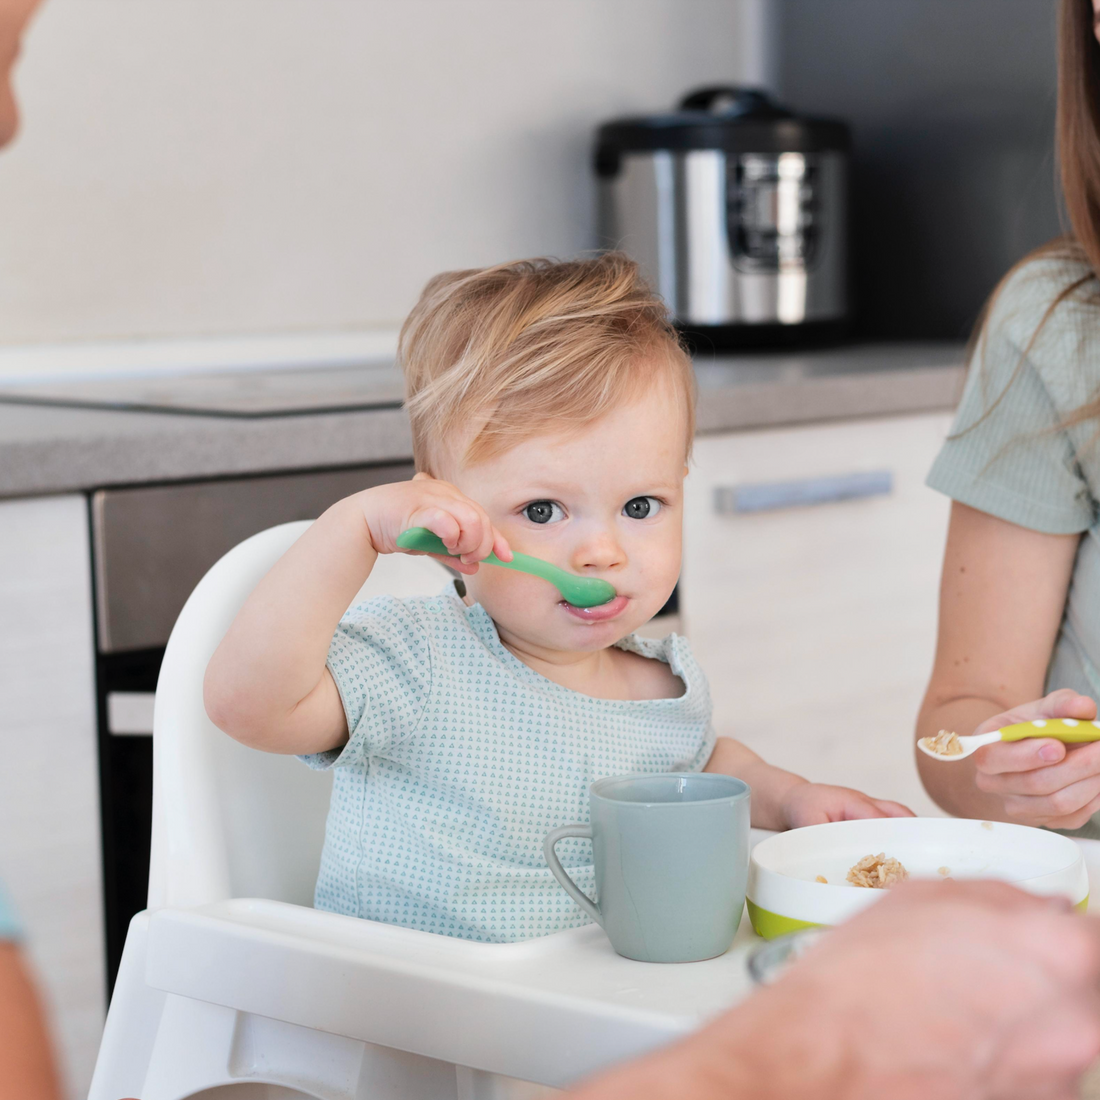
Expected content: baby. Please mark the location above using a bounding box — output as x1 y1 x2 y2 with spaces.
204 254 912 942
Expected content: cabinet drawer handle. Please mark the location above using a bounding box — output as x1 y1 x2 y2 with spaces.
714 470 893 515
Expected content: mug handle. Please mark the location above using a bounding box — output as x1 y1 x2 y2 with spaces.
543 824 602 926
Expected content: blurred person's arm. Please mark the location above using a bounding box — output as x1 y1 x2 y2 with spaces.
1 4 73 1093
0 942 62 1100
570 880 1100 1100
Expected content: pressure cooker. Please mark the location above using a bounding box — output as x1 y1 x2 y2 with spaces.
595 87 851 348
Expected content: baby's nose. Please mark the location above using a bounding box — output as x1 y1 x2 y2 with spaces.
572 530 625 572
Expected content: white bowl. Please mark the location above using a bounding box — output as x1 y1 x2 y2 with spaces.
747 817 1088 939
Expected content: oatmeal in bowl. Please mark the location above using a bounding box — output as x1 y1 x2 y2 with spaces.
846 853 909 889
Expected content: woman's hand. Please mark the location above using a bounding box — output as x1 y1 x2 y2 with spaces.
780 782 914 828
970 689 1100 829
363 473 512 575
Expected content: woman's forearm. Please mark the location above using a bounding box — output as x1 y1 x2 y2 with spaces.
916 503 1083 821
915 694 1014 819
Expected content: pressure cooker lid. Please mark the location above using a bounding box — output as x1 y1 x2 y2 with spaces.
595 86 850 172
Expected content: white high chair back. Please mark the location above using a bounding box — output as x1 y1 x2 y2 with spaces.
147 520 450 911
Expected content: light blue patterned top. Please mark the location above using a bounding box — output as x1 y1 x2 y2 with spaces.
302 586 714 942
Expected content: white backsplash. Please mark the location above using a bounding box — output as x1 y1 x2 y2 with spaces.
0 0 774 352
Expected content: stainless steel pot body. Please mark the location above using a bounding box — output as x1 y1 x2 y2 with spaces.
598 146 848 330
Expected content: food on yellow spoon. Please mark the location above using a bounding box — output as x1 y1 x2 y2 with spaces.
919 729 964 756
847 853 909 888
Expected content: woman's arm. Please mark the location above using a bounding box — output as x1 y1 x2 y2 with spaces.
917 501 1098 823
0 943 62 1100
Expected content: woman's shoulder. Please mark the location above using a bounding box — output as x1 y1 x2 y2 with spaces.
988 247 1099 357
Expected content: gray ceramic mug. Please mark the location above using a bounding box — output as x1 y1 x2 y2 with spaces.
543 773 751 963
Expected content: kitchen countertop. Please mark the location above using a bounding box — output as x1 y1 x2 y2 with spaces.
0 342 966 500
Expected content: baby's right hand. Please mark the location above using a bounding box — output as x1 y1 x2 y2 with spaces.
360 474 512 575
972 689 1100 829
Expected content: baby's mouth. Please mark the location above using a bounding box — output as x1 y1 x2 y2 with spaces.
559 595 630 622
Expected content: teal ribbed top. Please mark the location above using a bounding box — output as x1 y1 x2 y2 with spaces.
928 252 1100 836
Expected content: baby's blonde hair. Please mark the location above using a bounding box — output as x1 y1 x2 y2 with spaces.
399 253 695 472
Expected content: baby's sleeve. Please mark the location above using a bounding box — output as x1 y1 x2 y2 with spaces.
299 596 432 771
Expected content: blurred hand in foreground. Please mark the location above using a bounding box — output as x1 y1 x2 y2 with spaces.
571 880 1100 1100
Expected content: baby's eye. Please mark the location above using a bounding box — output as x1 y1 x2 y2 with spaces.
524 500 564 525
623 496 662 520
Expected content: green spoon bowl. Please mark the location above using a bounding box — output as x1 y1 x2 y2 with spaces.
396 527 617 609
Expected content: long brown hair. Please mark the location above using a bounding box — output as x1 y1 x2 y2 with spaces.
965 0 1100 435
1059 0 1100 275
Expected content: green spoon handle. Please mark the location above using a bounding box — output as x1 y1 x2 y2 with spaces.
395 526 565 583
393 526 616 608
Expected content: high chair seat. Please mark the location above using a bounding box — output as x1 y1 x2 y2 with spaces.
88 520 759 1100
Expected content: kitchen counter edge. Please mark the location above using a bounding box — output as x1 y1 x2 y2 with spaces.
0 345 967 500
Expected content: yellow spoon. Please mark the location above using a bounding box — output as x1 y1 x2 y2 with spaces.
918 718 1100 761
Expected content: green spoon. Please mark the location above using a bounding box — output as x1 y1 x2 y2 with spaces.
396 527 617 608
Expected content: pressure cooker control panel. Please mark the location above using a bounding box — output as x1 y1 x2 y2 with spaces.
731 152 818 273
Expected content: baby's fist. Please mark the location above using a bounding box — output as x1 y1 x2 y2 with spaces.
358 476 511 574
781 782 914 829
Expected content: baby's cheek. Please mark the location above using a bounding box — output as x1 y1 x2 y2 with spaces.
640 541 682 603
467 567 549 624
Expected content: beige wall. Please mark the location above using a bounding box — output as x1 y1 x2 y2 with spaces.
0 0 774 350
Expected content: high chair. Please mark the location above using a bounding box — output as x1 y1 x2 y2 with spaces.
88 520 760 1100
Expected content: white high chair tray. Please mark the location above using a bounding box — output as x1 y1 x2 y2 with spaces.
146 893 761 1088
140 834 1100 1090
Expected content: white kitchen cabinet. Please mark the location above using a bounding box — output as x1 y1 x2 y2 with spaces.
681 412 954 817
0 495 104 1099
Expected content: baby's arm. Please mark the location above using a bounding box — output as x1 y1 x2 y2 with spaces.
704 737 913 830
203 475 509 756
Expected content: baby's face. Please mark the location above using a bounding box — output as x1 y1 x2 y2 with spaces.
443 377 688 654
